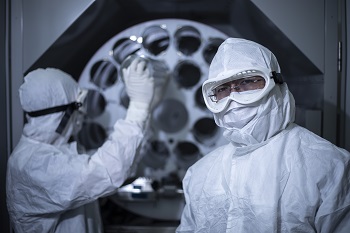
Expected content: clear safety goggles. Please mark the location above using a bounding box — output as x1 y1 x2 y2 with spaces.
202 69 282 113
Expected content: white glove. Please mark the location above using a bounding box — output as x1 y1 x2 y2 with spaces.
122 57 155 124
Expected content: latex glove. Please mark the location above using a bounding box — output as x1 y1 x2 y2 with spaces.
122 57 155 124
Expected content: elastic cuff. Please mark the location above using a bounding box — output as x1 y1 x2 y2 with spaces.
125 101 150 125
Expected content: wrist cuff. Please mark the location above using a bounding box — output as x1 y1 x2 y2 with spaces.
125 101 150 124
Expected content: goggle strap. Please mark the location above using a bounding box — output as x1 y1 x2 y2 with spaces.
26 102 82 117
55 102 83 134
26 102 82 135
272 71 284 84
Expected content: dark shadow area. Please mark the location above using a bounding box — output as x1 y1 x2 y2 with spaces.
27 0 230 79
0 0 11 232
100 198 180 233
27 0 320 80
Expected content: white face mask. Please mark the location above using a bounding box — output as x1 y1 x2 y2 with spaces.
213 84 295 147
214 90 261 130
215 100 260 130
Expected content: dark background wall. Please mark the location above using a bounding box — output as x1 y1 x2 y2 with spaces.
1 0 11 231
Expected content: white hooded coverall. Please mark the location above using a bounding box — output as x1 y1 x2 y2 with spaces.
7 65 153 233
176 38 350 233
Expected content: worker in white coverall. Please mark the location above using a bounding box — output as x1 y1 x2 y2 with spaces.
176 38 350 233
6 58 154 233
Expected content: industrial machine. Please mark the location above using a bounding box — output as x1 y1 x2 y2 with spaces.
77 18 230 232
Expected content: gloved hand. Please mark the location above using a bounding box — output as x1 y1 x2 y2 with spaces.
122 57 155 124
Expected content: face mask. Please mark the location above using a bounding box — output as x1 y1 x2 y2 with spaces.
215 84 295 147
214 97 260 130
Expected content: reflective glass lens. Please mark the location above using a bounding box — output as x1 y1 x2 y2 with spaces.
203 69 276 113
210 76 265 102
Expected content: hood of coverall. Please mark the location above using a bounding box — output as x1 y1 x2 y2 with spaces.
19 68 81 145
209 38 295 147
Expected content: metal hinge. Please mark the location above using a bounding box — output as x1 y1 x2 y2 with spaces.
338 41 342 72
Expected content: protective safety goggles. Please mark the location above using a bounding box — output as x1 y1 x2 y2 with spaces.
27 89 88 134
202 69 283 113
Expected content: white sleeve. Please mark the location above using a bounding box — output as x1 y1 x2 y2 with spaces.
8 118 145 216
